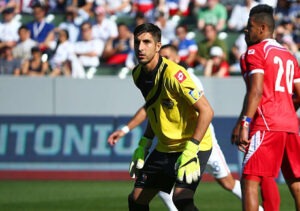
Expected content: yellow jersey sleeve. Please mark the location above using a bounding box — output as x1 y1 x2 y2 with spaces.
164 64 204 106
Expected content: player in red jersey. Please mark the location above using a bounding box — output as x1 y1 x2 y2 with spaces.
233 4 300 211
232 52 281 211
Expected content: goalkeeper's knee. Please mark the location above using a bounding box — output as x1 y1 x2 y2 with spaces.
128 194 149 211
173 198 199 211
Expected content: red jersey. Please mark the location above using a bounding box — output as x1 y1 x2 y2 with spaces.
243 39 300 133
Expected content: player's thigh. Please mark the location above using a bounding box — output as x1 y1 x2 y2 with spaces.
135 150 180 193
131 187 160 204
282 133 300 180
243 131 286 177
206 142 230 179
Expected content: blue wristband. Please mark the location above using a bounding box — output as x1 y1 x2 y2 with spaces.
242 115 252 123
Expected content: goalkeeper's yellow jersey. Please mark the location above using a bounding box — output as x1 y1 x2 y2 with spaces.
132 57 212 153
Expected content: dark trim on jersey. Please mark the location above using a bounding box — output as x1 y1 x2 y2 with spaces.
145 61 168 109
132 57 162 98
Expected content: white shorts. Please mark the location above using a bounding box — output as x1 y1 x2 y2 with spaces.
205 124 231 179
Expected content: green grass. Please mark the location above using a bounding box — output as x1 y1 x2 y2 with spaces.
0 181 294 211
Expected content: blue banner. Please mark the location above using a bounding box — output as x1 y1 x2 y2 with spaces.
0 116 240 173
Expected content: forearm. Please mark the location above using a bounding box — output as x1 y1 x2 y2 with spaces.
126 106 147 131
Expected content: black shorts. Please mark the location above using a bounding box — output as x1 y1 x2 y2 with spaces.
134 149 212 193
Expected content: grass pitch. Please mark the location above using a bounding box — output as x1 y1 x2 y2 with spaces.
0 181 294 211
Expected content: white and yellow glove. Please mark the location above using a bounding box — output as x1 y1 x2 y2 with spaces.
175 139 200 184
129 136 152 178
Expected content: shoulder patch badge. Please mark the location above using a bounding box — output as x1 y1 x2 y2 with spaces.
189 89 202 101
248 49 255 54
174 70 186 83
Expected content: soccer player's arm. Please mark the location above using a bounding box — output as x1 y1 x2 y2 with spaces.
107 106 147 146
231 54 247 145
293 66 300 111
239 50 264 151
173 69 214 183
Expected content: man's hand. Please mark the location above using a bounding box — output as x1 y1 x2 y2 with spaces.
238 127 250 153
175 140 200 184
231 123 240 145
129 136 152 178
107 130 125 146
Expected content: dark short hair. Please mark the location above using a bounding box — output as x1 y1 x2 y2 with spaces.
80 21 92 29
161 44 178 53
61 29 69 40
134 23 161 43
18 25 29 33
31 46 41 53
2 7 14 14
250 4 275 32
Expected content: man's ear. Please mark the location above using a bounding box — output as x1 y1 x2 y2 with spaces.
260 24 266 34
156 42 162 53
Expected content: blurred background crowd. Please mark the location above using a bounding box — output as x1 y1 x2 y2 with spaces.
0 0 299 78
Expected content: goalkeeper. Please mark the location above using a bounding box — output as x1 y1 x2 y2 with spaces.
108 23 213 211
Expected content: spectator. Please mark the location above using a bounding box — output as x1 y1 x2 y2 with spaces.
258 0 278 8
49 29 75 76
229 33 247 74
132 0 155 22
21 0 34 13
71 0 94 20
56 6 81 43
0 0 20 14
0 46 21 75
96 0 132 18
163 0 191 17
102 23 132 67
173 24 198 67
0 7 21 51
203 46 229 77
48 0 69 13
196 24 227 71
134 11 147 28
227 0 258 32
26 3 56 53
74 21 105 73
91 6 118 43
274 0 292 24
289 0 300 21
197 0 227 32
293 13 300 49
155 11 178 45
12 25 38 65
275 23 299 59
21 46 49 76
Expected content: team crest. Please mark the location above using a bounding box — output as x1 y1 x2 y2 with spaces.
174 70 186 83
248 49 255 54
189 89 202 101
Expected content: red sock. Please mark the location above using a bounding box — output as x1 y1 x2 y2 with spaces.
261 177 280 211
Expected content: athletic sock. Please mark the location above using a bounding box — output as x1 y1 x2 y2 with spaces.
231 180 242 199
261 177 280 211
158 191 178 211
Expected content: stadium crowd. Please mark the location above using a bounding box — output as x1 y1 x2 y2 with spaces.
0 0 299 78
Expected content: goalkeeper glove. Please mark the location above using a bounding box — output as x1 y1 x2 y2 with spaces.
129 136 152 178
175 139 200 184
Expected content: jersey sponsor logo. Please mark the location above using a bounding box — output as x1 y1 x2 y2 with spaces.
189 89 202 101
248 49 255 54
174 70 186 83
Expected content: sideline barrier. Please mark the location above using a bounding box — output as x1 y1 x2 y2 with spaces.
0 115 239 180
